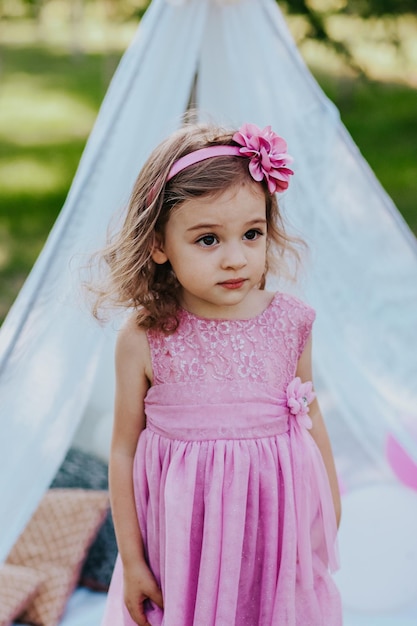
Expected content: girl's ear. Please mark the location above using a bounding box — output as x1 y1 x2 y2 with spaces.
151 234 168 265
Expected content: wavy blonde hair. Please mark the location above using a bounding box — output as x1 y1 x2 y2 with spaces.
89 121 303 332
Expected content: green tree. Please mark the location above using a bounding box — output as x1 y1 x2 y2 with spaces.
281 0 417 74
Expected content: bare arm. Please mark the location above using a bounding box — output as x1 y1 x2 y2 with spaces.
110 317 163 625
296 335 341 528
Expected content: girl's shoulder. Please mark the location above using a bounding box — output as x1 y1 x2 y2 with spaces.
116 313 153 381
117 312 147 343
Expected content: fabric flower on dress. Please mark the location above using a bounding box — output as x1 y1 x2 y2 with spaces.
232 123 294 193
286 376 315 429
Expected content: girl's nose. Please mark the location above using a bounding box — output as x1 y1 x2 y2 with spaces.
220 242 248 270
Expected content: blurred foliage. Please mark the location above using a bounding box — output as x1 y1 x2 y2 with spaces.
0 43 116 321
1 0 151 20
341 0 417 17
7 0 417 19
281 0 417 72
284 0 417 17
4 0 416 73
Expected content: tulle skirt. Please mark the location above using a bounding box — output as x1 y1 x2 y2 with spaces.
101 396 341 626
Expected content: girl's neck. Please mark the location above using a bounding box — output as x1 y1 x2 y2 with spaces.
179 289 276 321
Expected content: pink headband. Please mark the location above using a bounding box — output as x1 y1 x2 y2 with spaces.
166 123 294 194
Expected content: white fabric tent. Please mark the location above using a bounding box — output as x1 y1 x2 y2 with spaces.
1 0 417 622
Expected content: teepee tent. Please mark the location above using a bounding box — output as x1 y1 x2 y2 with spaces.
1 0 417 622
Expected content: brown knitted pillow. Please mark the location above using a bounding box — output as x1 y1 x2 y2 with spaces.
7 489 109 626
0 563 45 626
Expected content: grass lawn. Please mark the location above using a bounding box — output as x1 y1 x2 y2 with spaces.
0 6 416 323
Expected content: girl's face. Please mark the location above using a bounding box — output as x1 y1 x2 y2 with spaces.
152 181 268 319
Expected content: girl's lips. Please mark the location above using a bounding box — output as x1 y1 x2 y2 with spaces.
219 279 246 290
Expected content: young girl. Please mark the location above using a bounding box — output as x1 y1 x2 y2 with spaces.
96 121 342 626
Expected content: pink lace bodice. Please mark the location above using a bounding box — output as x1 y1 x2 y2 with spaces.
147 292 315 390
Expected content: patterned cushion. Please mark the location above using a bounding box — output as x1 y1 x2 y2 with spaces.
50 447 117 591
7 489 109 626
0 564 45 626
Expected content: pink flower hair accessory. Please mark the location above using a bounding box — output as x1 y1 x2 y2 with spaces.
232 123 294 193
166 122 294 194
286 376 316 429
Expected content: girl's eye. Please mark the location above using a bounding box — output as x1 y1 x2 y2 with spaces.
196 234 218 247
244 229 263 241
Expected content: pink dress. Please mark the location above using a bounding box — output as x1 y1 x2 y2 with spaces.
101 292 341 626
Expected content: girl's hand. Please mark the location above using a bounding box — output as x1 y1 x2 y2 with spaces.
123 562 164 626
